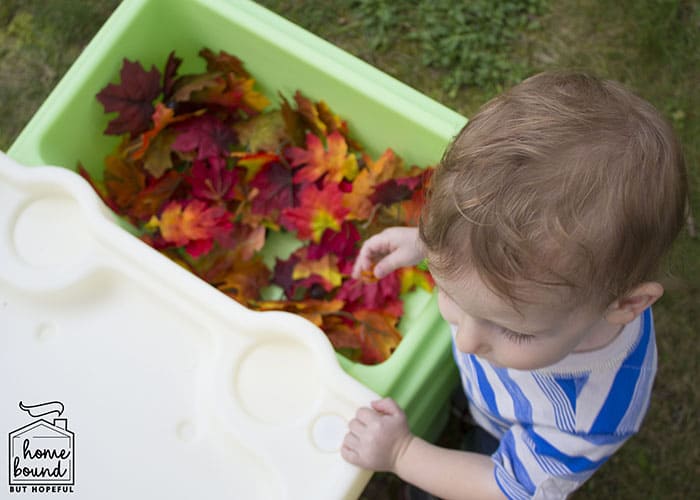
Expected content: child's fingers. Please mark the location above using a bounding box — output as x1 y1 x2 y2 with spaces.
340 442 360 465
372 251 408 279
351 252 374 278
348 418 366 435
355 406 377 423
352 234 392 278
370 398 402 415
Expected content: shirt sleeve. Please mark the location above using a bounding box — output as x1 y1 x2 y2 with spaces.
491 424 632 500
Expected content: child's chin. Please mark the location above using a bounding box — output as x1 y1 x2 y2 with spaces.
480 354 554 371
474 353 504 368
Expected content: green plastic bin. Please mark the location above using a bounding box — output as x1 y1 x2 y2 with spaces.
8 0 467 440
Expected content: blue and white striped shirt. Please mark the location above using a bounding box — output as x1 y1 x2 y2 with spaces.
453 308 657 499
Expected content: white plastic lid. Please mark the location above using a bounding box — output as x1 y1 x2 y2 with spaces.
0 152 376 499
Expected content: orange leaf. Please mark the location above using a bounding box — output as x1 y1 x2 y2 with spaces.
290 131 358 184
343 148 405 220
343 169 374 220
156 200 232 251
353 310 402 364
364 148 405 182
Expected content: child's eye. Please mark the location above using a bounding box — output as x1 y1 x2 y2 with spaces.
500 328 535 345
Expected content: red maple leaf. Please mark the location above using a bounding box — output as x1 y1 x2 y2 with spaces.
280 182 349 242
369 179 413 206
369 175 422 206
249 160 295 220
187 156 240 203
335 273 403 317
172 114 236 160
96 58 162 137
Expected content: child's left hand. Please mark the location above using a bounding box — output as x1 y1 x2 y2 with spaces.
341 398 413 472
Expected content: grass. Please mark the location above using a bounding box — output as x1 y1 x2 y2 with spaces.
0 0 122 147
1 1 697 498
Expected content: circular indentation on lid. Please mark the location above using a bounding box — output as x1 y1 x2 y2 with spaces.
311 414 347 452
176 419 196 442
35 322 57 342
12 196 91 268
234 339 321 424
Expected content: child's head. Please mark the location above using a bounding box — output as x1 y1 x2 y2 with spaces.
419 71 687 368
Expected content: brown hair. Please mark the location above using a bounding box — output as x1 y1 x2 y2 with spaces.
419 71 687 307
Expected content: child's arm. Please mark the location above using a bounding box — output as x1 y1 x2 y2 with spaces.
342 398 506 500
352 227 424 279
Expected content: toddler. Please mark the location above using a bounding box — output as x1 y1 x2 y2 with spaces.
342 71 687 499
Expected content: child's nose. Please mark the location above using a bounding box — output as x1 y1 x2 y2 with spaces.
454 317 491 356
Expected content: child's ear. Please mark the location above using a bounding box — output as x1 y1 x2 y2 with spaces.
604 282 664 325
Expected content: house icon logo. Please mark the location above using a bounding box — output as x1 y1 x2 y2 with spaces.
8 401 74 492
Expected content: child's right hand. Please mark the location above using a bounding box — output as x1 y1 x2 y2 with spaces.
341 398 413 473
351 227 424 280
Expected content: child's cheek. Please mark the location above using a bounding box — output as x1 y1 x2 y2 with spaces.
437 291 460 325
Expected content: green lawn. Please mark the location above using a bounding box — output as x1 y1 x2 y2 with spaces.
1 1 697 498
